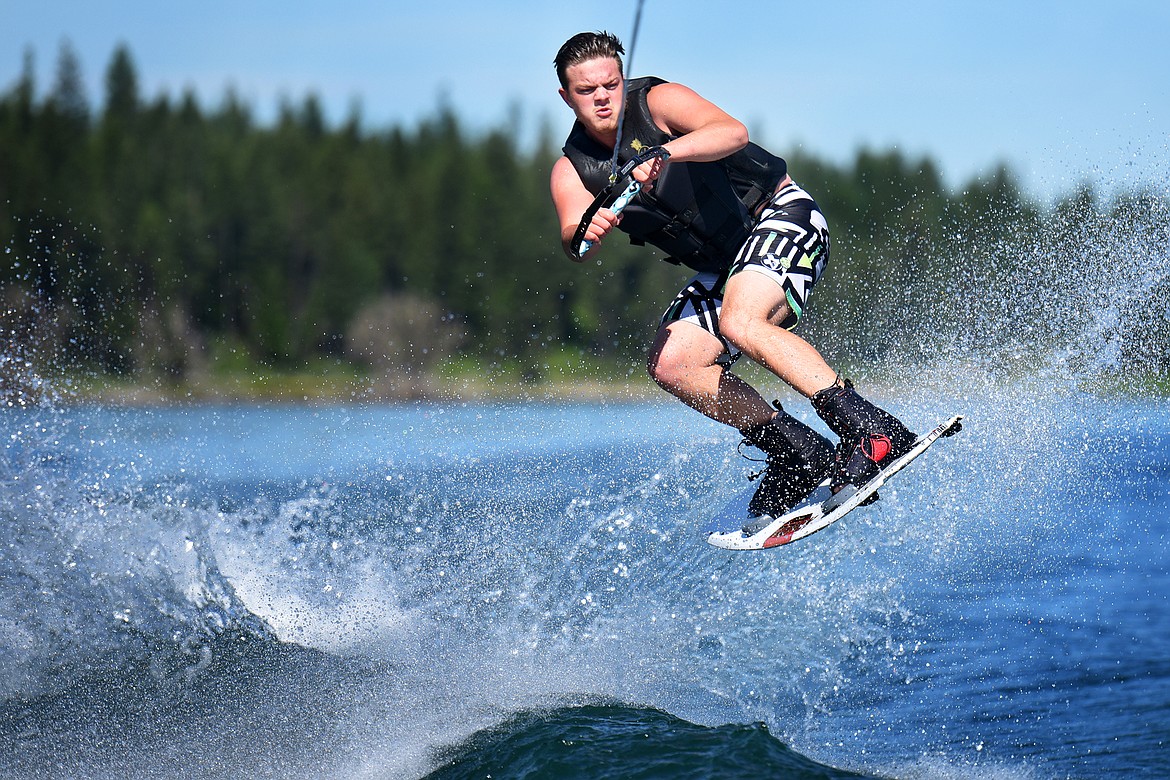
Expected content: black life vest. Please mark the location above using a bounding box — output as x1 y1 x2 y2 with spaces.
562 76 787 273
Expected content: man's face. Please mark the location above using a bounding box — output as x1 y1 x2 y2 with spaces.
559 56 624 143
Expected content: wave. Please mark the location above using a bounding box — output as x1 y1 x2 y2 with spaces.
423 700 880 780
0 433 270 707
421 699 1046 780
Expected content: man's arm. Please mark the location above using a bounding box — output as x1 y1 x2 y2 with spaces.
550 155 622 261
630 81 749 185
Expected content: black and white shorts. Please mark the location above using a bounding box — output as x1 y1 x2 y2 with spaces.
660 181 831 353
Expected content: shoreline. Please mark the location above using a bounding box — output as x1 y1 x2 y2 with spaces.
8 359 1166 409
10 371 669 409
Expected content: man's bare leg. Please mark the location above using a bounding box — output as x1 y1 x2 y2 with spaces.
648 303 837 518
647 320 773 432
720 268 920 500
718 270 839 398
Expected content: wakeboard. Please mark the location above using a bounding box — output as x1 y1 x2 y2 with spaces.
705 414 963 550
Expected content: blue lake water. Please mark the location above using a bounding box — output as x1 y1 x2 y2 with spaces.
1 382 1167 779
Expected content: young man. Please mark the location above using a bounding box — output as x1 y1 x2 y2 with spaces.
550 31 916 518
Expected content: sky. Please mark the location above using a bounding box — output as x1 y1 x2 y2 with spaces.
3 0 1169 202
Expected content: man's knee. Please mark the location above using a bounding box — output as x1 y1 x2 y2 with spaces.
720 291 794 353
718 304 754 353
647 324 721 389
647 339 685 389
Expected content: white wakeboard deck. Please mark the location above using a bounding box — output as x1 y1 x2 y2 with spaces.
706 415 963 551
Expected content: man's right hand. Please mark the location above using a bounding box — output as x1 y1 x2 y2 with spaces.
579 207 622 252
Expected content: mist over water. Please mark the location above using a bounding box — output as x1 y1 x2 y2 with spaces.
1 189 1168 778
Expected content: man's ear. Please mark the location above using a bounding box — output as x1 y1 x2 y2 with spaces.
558 87 572 108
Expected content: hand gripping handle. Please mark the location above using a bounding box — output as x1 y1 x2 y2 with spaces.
569 146 670 259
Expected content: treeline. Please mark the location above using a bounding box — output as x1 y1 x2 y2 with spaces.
2 43 1166 392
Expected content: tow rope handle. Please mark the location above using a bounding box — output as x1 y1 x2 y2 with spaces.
570 146 670 259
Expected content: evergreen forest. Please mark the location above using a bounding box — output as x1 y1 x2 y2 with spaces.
2 44 1167 401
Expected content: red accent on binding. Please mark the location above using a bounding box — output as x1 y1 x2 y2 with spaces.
864 434 892 463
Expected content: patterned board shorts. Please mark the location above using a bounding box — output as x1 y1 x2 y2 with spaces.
660 181 831 359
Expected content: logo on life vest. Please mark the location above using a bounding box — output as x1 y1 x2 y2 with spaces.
630 138 647 154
